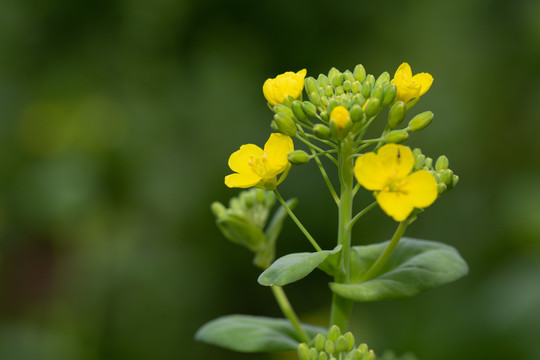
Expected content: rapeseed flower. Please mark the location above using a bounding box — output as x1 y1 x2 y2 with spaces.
263 69 307 106
354 144 437 221
391 63 433 103
225 133 294 190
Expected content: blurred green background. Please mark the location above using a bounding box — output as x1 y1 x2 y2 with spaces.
1 0 540 359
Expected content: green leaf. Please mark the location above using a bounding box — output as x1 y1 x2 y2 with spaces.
317 246 343 276
258 246 342 286
195 314 326 352
329 238 468 302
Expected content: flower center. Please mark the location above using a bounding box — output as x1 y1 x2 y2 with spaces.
384 177 408 195
248 152 269 177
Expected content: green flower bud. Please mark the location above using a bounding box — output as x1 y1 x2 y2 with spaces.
364 350 375 360
388 101 406 129
350 104 364 122
335 336 348 353
452 174 459 187
382 84 397 106
357 344 368 355
292 100 308 122
332 73 344 87
435 155 449 171
309 92 321 107
313 124 331 139
385 129 409 143
298 343 311 360
288 150 310 165
340 95 352 109
318 352 328 360
327 99 339 115
423 157 433 169
437 183 447 194
273 113 297 136
361 81 372 98
439 169 454 185
320 96 329 108
365 74 375 84
310 347 319 360
352 349 363 360
283 95 294 108
317 74 330 88
320 110 329 122
343 70 355 82
353 64 366 82
375 71 390 86
305 77 318 94
344 332 355 351
335 86 344 95
274 104 294 119
408 111 434 132
325 340 335 354
302 101 318 117
412 148 422 157
328 67 341 83
325 85 334 97
351 81 361 93
210 202 227 218
413 153 426 170
343 80 352 92
315 333 327 351
270 120 279 131
363 98 381 117
328 325 341 341
352 94 365 106
370 84 385 101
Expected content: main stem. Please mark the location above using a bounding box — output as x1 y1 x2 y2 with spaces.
330 135 355 330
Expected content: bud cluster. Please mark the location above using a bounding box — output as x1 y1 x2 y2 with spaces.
297 325 375 360
412 149 459 195
268 64 435 146
211 189 287 268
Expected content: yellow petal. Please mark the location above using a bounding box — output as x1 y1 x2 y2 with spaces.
228 144 264 174
413 72 434 96
354 152 388 190
376 191 414 222
394 62 412 79
377 144 414 179
263 79 278 105
224 173 261 188
263 133 294 174
402 170 438 208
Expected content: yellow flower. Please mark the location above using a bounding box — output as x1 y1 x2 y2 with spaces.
263 69 307 106
225 133 294 189
330 106 351 131
391 63 433 103
354 144 438 222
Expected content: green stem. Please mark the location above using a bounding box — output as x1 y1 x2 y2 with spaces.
348 201 378 230
360 221 408 282
274 190 323 252
330 135 355 330
271 286 310 343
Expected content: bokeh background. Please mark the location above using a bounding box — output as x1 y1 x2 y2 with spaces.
1 0 540 359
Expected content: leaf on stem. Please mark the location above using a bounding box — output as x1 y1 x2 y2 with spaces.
195 314 326 352
329 238 468 301
258 245 342 286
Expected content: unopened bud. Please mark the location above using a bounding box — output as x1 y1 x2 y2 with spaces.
320 110 329 122
283 95 294 108
298 343 311 360
317 74 330 88
270 120 279 131
309 92 321 107
274 104 294 118
320 96 329 108
328 325 341 341
363 98 381 117
370 84 385 101
439 169 454 185
388 101 406 129
385 129 409 143
302 101 318 117
365 74 375 84
344 332 355 351
313 124 331 139
352 94 365 106
325 85 334 97
413 153 426 170
305 77 318 94
318 352 328 360
335 86 344 95
365 350 375 360
352 349 363 360
437 183 447 194
350 104 364 122
328 67 341 83
310 347 319 360
332 73 344 87
435 155 449 170
361 81 372 98
351 81 361 93
375 71 390 86
330 106 352 134
382 84 397 106
344 70 355 82
335 336 348 353
292 100 308 122
273 113 297 136
353 64 366 82
423 157 433 169
408 111 434 132
327 100 339 115
343 80 352 92
315 333 327 351
288 150 310 165
211 202 227 218
324 340 335 354
452 174 459 187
